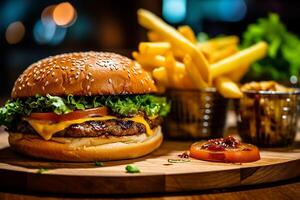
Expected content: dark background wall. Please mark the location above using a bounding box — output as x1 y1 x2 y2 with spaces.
1 0 300 97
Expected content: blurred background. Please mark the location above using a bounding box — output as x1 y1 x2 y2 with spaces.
1 0 300 98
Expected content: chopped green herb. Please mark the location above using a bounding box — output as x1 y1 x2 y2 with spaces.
37 168 48 174
95 161 104 167
167 159 190 163
125 165 140 173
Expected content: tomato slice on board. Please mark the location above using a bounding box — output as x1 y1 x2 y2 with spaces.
190 136 260 163
28 107 109 122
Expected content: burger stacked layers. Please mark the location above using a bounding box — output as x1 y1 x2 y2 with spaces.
0 52 170 161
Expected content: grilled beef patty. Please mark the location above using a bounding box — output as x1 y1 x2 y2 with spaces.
13 117 162 138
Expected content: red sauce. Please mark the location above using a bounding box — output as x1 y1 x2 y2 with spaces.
201 136 240 151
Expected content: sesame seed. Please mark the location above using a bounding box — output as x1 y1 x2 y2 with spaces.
108 78 112 84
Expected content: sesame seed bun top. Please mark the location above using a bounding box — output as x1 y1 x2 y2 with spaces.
11 52 157 98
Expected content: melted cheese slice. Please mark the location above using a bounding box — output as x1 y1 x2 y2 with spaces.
25 115 153 140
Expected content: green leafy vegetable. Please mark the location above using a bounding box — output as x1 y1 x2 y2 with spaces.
37 168 49 174
0 94 170 127
125 165 140 173
241 13 300 81
94 161 104 167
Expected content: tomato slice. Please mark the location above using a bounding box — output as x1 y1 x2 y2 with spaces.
28 107 109 122
190 136 260 163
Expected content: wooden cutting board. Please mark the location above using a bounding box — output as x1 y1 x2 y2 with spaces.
0 131 300 194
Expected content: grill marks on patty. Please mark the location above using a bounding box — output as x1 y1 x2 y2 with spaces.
14 117 162 138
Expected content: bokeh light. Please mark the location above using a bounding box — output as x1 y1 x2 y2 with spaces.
290 75 298 84
33 20 56 44
53 2 77 27
5 21 25 44
49 26 67 46
0 0 28 30
163 0 187 23
33 19 67 46
41 5 56 26
218 0 247 22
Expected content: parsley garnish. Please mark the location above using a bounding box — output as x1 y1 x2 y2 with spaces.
125 165 140 173
37 168 49 174
95 161 104 167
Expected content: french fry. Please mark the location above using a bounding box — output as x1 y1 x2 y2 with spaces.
183 54 208 89
226 63 250 82
209 44 238 63
198 36 239 52
133 52 186 71
139 42 171 55
132 51 163 70
137 9 210 83
165 53 176 87
214 76 243 98
151 67 167 93
152 67 169 86
172 47 186 59
134 10 269 97
134 52 198 89
178 25 197 44
147 31 163 42
164 53 177 87
211 41 268 79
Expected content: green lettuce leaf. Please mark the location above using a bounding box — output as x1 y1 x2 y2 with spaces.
0 94 170 127
241 13 300 82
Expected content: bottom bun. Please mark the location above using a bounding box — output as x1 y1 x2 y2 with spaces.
9 126 163 162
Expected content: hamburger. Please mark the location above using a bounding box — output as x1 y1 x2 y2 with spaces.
0 52 170 161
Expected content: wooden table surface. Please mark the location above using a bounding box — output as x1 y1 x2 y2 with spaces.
0 111 300 199
0 177 299 199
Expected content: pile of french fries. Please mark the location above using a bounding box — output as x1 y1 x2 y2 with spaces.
133 9 268 98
